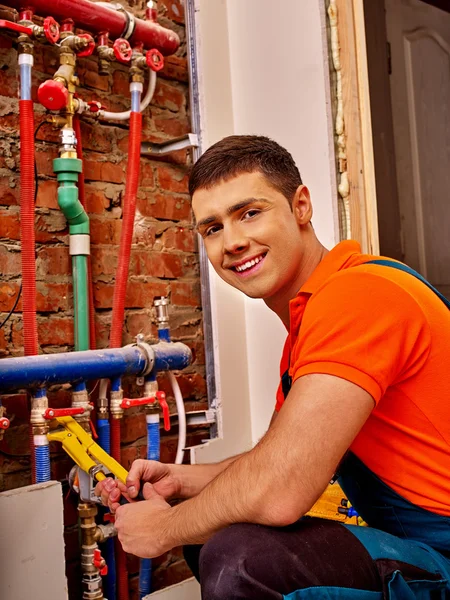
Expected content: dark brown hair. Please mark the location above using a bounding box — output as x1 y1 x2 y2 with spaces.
189 135 302 205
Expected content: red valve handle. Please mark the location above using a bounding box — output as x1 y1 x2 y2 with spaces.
93 549 108 576
0 417 10 430
43 407 85 420
146 48 164 72
77 33 96 58
43 16 59 44
0 19 33 35
37 79 69 111
121 396 156 409
113 38 132 64
156 391 170 432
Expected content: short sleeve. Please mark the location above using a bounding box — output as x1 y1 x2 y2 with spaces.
290 269 431 403
275 335 290 412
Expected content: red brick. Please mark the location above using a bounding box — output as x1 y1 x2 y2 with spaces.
162 227 196 252
0 69 17 97
0 245 20 276
130 251 184 278
84 154 126 184
35 213 68 244
1 393 28 423
121 413 147 444
152 80 186 112
36 179 59 209
157 165 189 194
0 208 20 240
35 145 59 177
90 217 121 245
36 245 71 277
160 55 189 83
37 316 74 346
171 281 201 307
0 175 19 206
84 183 110 214
77 59 109 92
90 246 118 278
137 192 191 221
126 311 153 339
0 281 21 312
121 444 140 470
153 114 190 138
0 327 9 356
139 161 155 188
112 69 130 97
76 120 116 154
36 282 71 312
126 281 169 309
134 219 157 246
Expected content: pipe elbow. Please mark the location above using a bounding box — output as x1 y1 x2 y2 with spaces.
58 192 90 235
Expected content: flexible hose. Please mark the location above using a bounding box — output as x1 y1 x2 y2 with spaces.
109 110 142 348
73 115 96 350
34 436 51 482
169 372 186 465
139 413 160 598
99 70 156 121
97 419 111 454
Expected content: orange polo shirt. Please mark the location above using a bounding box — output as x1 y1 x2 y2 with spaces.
275 241 450 516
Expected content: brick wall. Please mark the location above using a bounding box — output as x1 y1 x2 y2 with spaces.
0 1 208 596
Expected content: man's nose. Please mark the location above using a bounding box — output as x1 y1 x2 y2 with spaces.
223 224 249 254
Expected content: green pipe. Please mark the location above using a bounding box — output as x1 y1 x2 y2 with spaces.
53 157 90 351
72 254 90 351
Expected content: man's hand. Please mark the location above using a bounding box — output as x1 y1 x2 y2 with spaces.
114 483 173 558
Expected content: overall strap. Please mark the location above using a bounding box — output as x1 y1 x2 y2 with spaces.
366 259 450 309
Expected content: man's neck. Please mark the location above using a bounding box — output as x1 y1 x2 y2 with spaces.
265 239 329 329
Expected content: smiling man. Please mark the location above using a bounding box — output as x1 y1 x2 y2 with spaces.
97 135 450 599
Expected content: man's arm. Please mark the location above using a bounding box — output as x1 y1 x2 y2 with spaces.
112 373 374 557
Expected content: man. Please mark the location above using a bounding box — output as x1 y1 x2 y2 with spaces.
97 136 450 599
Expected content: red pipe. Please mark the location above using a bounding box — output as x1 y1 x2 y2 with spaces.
5 0 179 55
73 116 96 351
109 109 142 600
109 111 142 349
20 99 38 484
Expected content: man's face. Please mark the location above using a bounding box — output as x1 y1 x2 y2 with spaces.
192 172 307 305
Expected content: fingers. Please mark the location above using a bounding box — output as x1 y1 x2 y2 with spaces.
95 478 124 512
126 459 158 498
142 482 160 501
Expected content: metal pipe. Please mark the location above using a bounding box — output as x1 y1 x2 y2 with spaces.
0 343 191 392
3 0 180 54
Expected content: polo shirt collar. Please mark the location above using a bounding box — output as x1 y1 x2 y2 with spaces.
288 241 362 338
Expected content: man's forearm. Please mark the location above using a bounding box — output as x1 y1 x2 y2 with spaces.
174 453 244 498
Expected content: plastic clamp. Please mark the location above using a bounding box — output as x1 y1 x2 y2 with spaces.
77 33 96 58
146 48 164 72
43 407 85 420
0 19 33 35
93 549 108 576
113 38 132 63
155 391 170 432
37 79 69 111
0 417 10 430
43 16 60 44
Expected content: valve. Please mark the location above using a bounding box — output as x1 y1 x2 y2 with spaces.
0 19 33 35
43 407 85 420
113 38 133 64
43 16 60 44
93 549 108 576
38 79 69 111
121 391 170 431
0 416 10 430
76 33 96 58
146 48 164 72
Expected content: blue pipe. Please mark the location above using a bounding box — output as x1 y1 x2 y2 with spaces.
0 343 191 392
35 443 51 482
97 419 110 455
139 412 160 598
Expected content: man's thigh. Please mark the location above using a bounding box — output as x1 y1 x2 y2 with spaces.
183 518 450 600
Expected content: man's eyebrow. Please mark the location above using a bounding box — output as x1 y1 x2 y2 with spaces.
196 197 272 230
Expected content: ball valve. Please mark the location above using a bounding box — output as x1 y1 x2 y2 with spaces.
37 79 69 111
146 48 164 72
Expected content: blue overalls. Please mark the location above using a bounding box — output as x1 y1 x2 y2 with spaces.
285 261 450 600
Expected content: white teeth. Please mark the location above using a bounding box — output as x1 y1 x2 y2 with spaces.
235 255 264 272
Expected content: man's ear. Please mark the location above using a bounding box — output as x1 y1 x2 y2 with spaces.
292 185 313 226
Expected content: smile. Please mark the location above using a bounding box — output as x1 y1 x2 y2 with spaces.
233 253 266 274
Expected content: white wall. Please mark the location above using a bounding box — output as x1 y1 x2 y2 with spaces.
192 0 339 462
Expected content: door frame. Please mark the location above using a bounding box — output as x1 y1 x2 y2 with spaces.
338 0 450 259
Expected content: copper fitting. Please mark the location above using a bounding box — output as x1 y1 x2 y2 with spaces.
110 389 124 420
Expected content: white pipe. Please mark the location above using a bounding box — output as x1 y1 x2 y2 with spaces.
169 371 186 464
99 69 157 121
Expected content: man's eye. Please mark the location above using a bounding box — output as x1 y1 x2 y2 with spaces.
243 209 260 220
205 225 221 237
